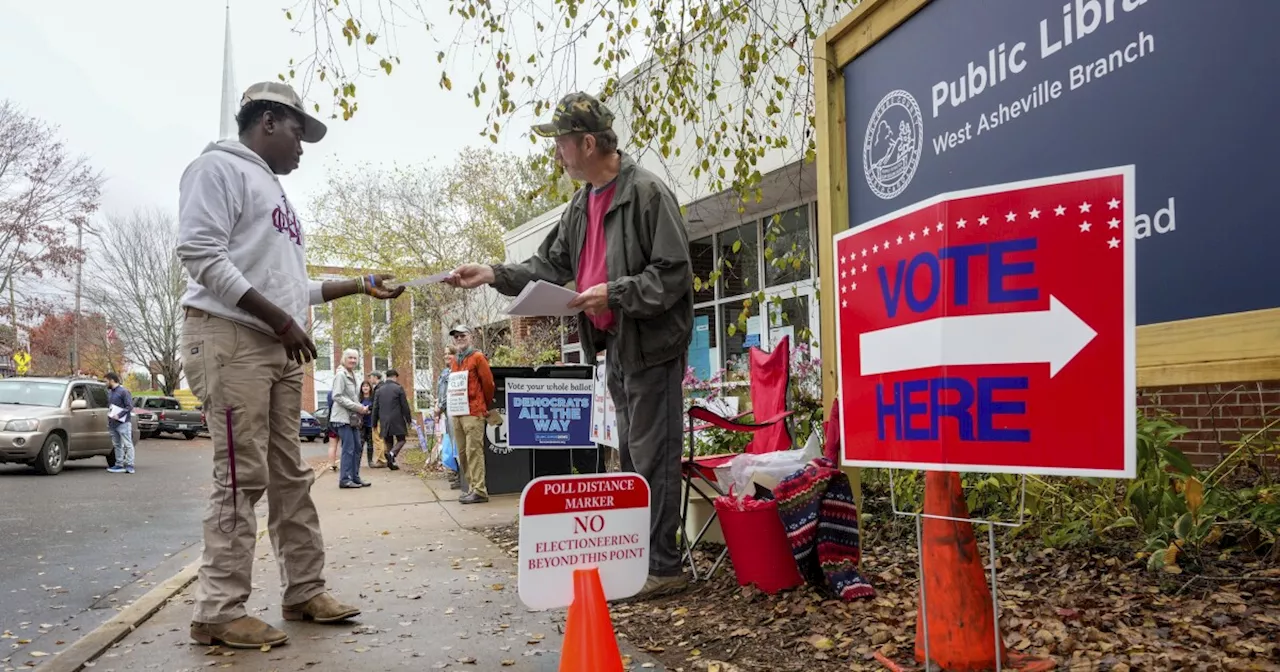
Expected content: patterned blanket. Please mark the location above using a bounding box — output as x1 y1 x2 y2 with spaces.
773 457 875 600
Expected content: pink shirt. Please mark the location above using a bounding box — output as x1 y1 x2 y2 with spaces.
577 182 617 332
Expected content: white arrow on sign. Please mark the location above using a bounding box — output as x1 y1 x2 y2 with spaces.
859 296 1097 378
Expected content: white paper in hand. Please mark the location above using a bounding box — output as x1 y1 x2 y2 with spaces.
506 280 581 317
398 271 453 288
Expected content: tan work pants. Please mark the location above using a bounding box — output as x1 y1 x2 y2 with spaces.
452 415 487 497
372 424 388 466
183 312 327 623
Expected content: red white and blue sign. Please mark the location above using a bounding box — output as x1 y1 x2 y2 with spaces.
836 168 1136 478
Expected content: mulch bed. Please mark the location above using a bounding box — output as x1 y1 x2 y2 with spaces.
480 523 1280 672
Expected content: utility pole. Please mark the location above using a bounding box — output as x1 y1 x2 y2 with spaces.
72 221 83 375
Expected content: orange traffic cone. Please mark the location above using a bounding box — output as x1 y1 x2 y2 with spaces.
559 567 624 672
876 471 1054 672
913 470 1006 670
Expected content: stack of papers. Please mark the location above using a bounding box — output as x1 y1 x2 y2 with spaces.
506 281 582 317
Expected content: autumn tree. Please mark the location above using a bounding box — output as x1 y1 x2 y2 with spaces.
0 101 104 337
85 209 186 394
28 311 125 378
284 0 839 344
283 0 849 197
308 147 568 358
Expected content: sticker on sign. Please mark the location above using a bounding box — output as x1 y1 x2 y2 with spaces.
518 474 650 610
835 167 1136 478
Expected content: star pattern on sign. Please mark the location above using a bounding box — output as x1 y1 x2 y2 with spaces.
1079 221 1092 232
1079 201 1092 213
842 299 847 308
1005 211 1016 222
978 215 989 226
840 268 847 279
861 263 868 272
956 218 967 229
922 226 930 237
908 231 916 241
861 248 868 257
840 254 847 265
896 235 903 244
936 222 944 232
1108 198 1120 209
883 239 891 250
842 283 847 294
1054 205 1067 216
1107 238 1120 249
872 244 879 253
1108 218 1120 229
1029 208 1041 219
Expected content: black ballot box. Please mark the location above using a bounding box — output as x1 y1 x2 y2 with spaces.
482 364 610 496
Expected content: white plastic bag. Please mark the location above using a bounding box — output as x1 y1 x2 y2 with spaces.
729 448 808 497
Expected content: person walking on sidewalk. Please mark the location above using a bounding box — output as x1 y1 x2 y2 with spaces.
447 325 494 504
177 81 404 649
435 348 462 490
367 371 389 467
372 369 413 471
104 372 135 474
359 380 375 467
446 92 694 599
331 349 371 489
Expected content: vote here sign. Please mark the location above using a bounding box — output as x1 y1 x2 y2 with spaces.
518 474 650 610
835 168 1135 478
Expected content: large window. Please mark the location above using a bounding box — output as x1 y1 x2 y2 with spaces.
373 341 390 373
718 221 759 298
768 294 811 349
720 301 758 366
764 206 813 287
690 236 716 303
314 340 332 371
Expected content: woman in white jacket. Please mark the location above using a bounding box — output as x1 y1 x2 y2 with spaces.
330 349 370 488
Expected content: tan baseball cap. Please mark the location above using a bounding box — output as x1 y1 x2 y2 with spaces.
240 82 328 143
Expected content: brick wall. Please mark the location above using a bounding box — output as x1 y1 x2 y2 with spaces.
1138 380 1280 468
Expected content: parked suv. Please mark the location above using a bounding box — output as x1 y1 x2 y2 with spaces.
0 377 140 475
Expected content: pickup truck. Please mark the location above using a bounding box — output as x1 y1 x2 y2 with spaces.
133 396 205 440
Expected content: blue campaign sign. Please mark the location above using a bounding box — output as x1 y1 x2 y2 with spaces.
845 0 1279 325
505 378 595 450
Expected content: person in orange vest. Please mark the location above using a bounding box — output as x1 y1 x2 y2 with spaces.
447 325 495 504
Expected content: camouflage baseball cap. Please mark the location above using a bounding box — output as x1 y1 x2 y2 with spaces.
532 92 614 138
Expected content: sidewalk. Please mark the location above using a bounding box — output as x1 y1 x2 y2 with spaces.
64 462 664 671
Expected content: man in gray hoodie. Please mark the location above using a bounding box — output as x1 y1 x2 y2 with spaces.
177 82 404 649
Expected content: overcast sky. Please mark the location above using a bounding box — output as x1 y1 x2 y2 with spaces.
0 0 597 221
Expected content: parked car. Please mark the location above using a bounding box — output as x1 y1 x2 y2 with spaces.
134 396 205 439
299 410 323 442
0 376 140 475
313 405 333 443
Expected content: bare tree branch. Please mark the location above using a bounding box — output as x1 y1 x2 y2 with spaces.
84 209 186 394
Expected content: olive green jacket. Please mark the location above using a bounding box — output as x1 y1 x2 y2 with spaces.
491 153 694 373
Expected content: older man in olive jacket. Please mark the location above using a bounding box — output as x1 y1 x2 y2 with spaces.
448 92 693 599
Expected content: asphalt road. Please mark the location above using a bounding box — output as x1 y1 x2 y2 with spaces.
0 434 330 649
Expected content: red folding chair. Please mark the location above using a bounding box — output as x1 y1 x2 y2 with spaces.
680 335 794 580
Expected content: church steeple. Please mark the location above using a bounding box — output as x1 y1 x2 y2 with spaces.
218 2 238 139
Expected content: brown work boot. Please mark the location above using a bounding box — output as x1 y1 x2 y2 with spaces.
190 616 289 649
281 592 361 623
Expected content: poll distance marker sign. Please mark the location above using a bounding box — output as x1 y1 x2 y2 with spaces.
517 473 650 610
835 167 1135 478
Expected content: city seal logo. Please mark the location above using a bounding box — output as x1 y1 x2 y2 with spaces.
862 89 924 201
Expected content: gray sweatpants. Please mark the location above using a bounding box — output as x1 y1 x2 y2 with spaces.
606 345 685 577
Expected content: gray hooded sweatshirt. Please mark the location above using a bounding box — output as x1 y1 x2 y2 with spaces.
176 140 324 334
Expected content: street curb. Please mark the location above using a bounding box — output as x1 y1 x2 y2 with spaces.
38 559 200 672
35 466 325 672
